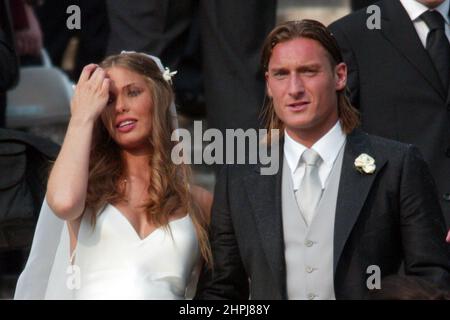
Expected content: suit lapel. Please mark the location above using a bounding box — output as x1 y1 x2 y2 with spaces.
380 0 447 99
243 142 286 299
333 129 388 273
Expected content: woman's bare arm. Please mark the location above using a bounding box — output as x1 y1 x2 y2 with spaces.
47 64 110 221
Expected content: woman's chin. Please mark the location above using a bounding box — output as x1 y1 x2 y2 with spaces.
115 138 151 154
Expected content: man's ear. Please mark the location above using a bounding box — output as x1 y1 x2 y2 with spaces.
335 62 347 91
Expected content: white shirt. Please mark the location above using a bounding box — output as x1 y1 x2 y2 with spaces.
284 121 346 191
400 0 450 47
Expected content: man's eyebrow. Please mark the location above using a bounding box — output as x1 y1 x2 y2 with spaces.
299 63 321 69
269 66 288 72
269 63 321 72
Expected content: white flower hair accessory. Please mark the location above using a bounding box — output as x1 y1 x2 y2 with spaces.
162 67 177 83
354 153 376 174
120 50 177 84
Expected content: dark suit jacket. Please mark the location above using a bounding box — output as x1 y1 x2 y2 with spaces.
195 130 450 300
328 0 450 227
0 0 18 91
351 0 377 11
0 0 18 127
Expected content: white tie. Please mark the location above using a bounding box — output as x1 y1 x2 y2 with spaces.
295 149 322 225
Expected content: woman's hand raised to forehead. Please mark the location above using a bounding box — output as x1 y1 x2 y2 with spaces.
70 64 111 124
47 64 111 222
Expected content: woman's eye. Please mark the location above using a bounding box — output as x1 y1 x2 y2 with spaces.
128 89 141 97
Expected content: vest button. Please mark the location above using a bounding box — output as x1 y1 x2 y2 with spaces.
306 266 314 273
305 240 314 247
307 293 316 300
443 193 450 201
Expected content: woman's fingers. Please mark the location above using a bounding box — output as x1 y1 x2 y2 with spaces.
78 64 98 84
89 67 106 90
101 78 111 96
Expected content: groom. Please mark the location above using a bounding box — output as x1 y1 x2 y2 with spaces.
195 20 450 300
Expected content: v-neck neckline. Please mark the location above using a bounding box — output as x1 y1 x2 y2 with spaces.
108 204 189 241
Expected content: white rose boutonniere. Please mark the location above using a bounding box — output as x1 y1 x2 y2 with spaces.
354 153 376 174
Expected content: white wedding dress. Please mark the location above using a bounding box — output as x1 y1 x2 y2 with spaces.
14 199 201 300
14 53 199 300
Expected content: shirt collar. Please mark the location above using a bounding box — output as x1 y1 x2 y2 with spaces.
400 0 449 24
283 121 346 175
284 128 307 175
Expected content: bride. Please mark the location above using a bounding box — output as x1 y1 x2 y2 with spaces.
14 52 212 299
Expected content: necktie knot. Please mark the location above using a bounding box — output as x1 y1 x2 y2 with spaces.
295 148 322 226
421 10 446 31
301 149 321 167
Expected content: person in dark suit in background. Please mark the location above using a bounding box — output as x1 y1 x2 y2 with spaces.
12 0 43 65
0 0 19 127
195 20 450 300
369 275 450 299
351 0 378 11
329 0 450 238
35 0 109 81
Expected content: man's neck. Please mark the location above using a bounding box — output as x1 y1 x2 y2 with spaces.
286 120 339 149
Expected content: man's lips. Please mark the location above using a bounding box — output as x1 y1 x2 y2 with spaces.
287 101 310 109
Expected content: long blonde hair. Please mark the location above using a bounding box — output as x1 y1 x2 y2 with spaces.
84 52 212 266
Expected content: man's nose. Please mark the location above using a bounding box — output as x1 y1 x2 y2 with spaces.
288 74 305 97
